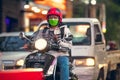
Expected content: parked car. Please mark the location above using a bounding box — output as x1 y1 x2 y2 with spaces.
0 32 33 70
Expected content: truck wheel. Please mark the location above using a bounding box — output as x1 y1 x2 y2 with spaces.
97 68 104 80
109 70 117 80
115 67 120 80
108 68 120 80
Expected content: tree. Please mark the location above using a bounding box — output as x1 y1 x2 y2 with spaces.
72 0 85 17
104 0 120 47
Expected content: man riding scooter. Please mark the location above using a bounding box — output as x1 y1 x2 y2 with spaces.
32 7 73 80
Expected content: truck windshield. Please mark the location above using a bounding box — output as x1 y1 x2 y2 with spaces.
67 22 91 45
39 22 91 45
0 36 29 51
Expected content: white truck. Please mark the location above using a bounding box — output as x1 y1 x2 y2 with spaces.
37 18 120 80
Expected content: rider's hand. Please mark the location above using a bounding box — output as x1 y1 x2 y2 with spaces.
58 40 72 49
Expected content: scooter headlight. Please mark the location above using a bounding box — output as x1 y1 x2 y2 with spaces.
35 38 48 51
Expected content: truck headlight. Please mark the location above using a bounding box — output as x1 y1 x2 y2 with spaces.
74 58 95 66
16 59 24 66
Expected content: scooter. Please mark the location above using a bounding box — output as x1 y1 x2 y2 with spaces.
20 32 78 80
0 32 78 80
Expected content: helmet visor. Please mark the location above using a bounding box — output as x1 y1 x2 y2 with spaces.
48 19 59 27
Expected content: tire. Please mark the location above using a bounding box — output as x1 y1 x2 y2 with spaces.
97 67 104 80
106 63 120 80
115 67 120 80
109 70 117 80
107 68 120 80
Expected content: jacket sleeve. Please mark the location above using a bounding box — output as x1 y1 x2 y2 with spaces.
59 25 73 49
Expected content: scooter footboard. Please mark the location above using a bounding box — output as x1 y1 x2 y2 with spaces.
0 68 44 80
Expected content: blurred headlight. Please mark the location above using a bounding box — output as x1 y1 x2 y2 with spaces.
74 58 95 66
16 59 24 66
86 58 95 66
35 38 47 50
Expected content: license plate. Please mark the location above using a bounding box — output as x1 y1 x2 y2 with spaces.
2 60 14 64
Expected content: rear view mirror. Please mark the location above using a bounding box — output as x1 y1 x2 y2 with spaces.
19 32 26 39
19 32 32 43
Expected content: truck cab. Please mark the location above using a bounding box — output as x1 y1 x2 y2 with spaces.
38 18 107 80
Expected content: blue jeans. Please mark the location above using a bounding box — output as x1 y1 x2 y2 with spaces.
57 56 69 80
